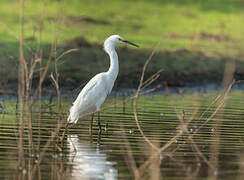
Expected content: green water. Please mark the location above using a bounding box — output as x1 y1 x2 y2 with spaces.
0 90 244 179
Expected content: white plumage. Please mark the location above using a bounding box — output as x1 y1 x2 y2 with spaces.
67 35 138 125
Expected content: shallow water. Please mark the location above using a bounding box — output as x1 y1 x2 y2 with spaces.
0 89 244 179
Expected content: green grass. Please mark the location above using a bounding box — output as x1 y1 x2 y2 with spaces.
0 0 243 56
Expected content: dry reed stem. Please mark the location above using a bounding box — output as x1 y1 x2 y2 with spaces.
25 57 41 156
132 45 187 155
146 138 161 180
37 50 43 152
17 21 77 180
164 79 234 174
208 59 235 178
121 40 236 179
170 61 235 177
193 80 233 136
121 132 140 179
50 37 65 149
237 153 244 180
14 0 79 178
132 48 203 163
136 99 202 175
50 73 61 107
133 45 161 152
180 110 214 169
136 114 192 178
30 48 78 178
170 105 213 168
128 42 187 178
50 40 77 147
126 41 194 176
17 0 26 173
140 69 163 90
120 122 161 180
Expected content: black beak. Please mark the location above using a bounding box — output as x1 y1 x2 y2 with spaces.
123 40 139 47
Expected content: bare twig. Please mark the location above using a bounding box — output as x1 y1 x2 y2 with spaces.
133 46 161 152
17 0 26 173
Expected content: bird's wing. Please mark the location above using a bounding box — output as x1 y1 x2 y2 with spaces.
68 78 100 123
72 73 108 106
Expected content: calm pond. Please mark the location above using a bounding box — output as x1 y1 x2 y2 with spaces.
0 89 244 179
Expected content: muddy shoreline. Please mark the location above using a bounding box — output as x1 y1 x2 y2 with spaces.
1 80 244 101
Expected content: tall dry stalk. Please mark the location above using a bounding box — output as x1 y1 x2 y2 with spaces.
16 1 76 177
237 153 244 180
208 59 235 178
17 0 26 174
37 13 44 153
123 45 163 179
127 39 237 179
50 38 61 113
133 44 162 152
51 47 78 151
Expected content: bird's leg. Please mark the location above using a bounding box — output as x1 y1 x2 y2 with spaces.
105 122 108 132
97 130 101 144
98 111 102 133
89 113 95 135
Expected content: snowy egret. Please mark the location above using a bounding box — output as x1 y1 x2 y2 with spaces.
67 35 138 132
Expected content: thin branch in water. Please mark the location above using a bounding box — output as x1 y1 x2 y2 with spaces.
133 44 161 152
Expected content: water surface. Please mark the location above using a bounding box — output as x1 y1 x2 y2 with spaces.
0 89 244 179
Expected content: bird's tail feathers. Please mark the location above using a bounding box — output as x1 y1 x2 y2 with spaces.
67 106 79 124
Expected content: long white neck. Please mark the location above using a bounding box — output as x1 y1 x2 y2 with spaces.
105 45 119 81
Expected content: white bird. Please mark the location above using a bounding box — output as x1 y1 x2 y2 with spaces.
67 35 138 131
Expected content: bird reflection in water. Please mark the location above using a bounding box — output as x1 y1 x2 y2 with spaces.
67 135 118 180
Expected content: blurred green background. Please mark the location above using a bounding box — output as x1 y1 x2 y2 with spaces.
0 0 243 89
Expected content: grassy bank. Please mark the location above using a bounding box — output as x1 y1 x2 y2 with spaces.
0 0 243 91
1 41 244 92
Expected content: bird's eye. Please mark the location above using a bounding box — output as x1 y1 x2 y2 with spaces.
118 38 124 42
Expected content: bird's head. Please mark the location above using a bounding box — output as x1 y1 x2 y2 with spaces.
104 35 138 53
